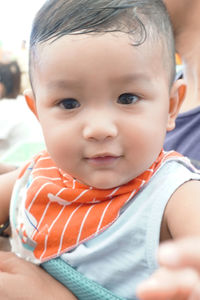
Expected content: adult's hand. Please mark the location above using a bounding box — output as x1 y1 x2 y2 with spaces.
0 251 77 300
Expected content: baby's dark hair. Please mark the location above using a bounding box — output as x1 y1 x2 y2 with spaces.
29 0 175 86
0 61 21 99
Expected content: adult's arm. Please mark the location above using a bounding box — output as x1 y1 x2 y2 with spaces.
0 251 77 300
0 168 20 225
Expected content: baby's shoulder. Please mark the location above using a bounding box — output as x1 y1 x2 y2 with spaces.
162 179 200 241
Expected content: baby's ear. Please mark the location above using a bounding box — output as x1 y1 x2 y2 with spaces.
167 79 186 131
24 89 38 119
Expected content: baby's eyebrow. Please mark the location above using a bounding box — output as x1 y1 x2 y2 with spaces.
110 73 151 84
47 79 83 90
46 73 152 91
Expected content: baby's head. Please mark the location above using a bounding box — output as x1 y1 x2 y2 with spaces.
29 0 176 86
25 0 185 189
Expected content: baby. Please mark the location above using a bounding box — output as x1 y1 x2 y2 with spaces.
1 0 200 299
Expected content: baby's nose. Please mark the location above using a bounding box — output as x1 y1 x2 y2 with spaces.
82 116 118 141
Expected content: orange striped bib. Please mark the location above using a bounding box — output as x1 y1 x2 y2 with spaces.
14 149 182 262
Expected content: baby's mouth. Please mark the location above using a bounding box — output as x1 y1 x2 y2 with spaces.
85 154 122 166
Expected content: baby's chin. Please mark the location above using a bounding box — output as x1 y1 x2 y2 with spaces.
80 181 116 190
80 176 130 190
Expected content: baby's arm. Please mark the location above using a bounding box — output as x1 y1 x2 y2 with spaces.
0 162 17 175
137 180 200 300
137 238 200 300
0 168 20 226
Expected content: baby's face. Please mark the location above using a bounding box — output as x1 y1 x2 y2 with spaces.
32 32 173 189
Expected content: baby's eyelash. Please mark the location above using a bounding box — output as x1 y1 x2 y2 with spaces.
59 98 80 110
117 93 140 105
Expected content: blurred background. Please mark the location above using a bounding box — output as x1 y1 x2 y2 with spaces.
0 0 45 167
0 0 45 92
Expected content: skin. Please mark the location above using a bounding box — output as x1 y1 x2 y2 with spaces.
0 82 5 98
0 162 17 175
0 31 200 299
137 238 200 300
0 251 77 300
0 168 20 225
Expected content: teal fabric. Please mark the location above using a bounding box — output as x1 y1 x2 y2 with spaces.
42 257 125 300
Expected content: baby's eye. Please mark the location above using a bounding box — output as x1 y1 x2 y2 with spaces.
59 98 80 109
117 93 139 105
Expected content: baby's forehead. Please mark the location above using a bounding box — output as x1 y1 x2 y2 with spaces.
32 31 163 64
30 31 171 90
